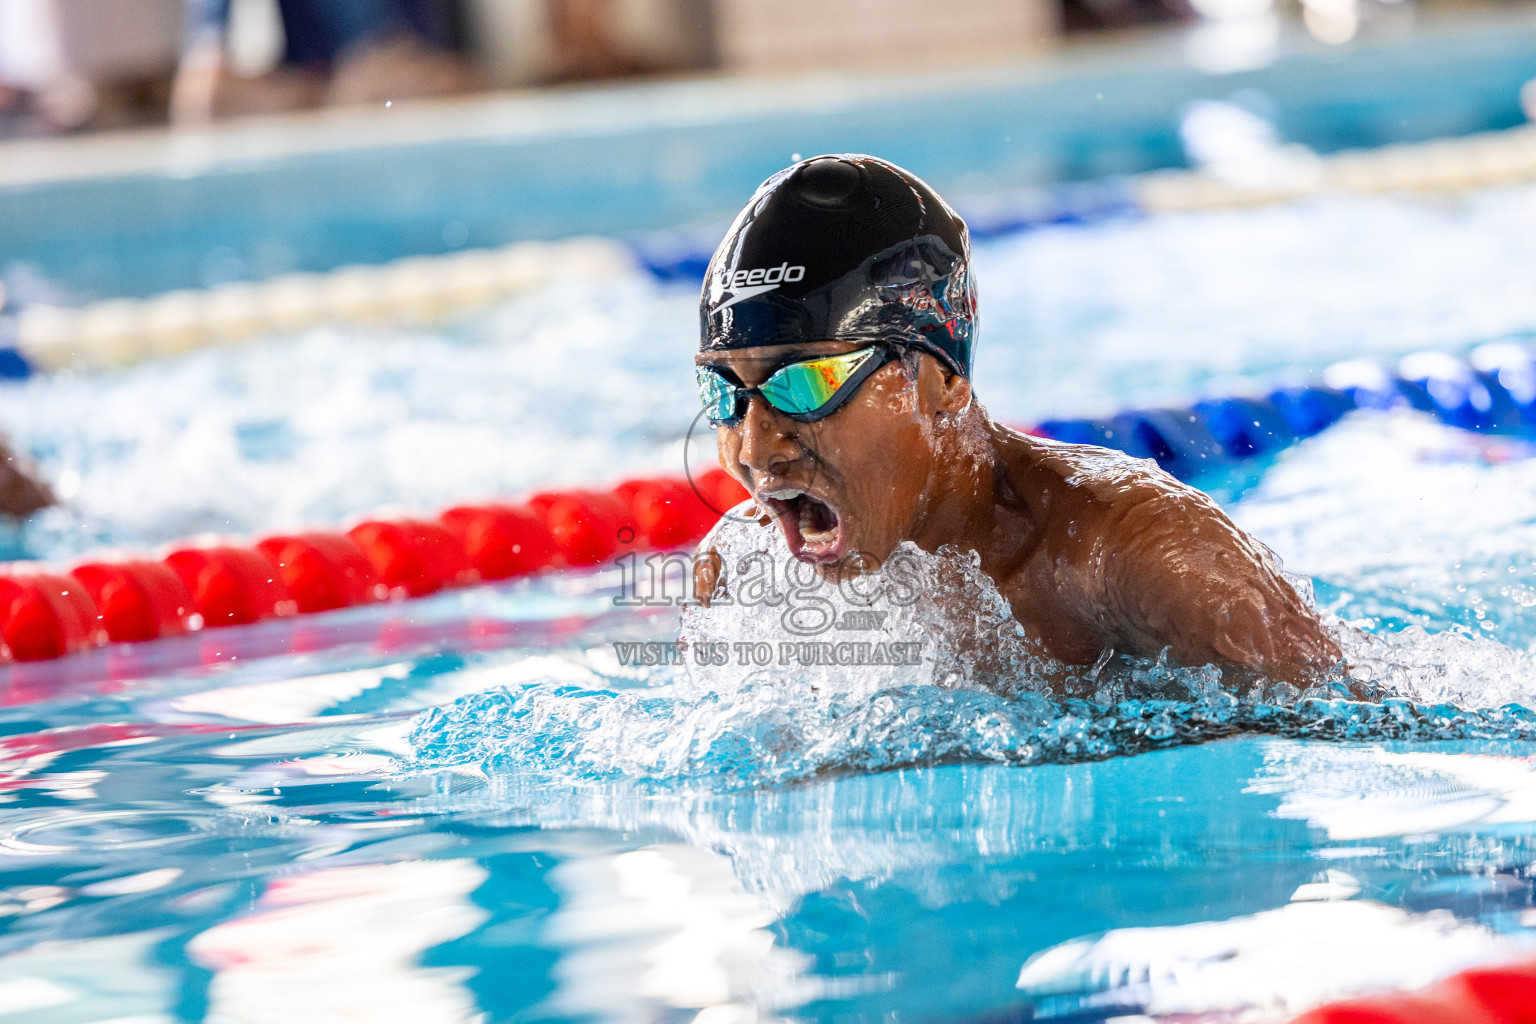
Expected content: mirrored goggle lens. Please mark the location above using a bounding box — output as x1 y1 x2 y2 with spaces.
758 347 879 417
697 367 741 424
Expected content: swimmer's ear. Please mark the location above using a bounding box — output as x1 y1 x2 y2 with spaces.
917 353 973 418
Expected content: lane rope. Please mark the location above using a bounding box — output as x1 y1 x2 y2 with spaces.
5 126 1536 379
3 340 1534 665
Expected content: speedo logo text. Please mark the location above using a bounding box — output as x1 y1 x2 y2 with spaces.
716 263 807 310
727 263 805 289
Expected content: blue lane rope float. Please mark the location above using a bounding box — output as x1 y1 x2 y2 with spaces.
1034 341 1536 482
1035 389 1355 480
0 347 32 381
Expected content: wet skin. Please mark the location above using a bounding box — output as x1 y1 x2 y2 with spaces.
694 341 1342 686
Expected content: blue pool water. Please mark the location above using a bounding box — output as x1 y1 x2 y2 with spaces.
4 186 1536 1020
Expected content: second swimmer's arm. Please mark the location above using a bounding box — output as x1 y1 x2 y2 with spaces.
1096 490 1341 685
0 438 54 520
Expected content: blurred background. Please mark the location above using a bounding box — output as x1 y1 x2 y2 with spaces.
0 0 1501 138
3 0 1534 303
2 0 1047 137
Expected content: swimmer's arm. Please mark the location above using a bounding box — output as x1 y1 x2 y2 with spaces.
691 502 769 608
0 437 54 519
1099 491 1341 684
692 545 723 608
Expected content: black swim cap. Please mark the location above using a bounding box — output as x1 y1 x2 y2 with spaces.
699 155 977 377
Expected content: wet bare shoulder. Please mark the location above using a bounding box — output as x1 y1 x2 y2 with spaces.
997 430 1339 682
1000 431 1186 522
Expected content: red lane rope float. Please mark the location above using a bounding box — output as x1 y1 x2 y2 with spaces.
346 518 480 598
254 533 387 612
618 477 721 548
163 545 300 628
526 489 642 567
439 504 558 581
0 569 104 661
70 560 193 643
0 468 750 664
1292 956 1536 1023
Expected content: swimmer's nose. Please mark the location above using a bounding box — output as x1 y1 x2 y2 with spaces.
735 395 806 481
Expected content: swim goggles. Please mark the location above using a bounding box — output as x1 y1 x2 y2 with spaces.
697 345 899 427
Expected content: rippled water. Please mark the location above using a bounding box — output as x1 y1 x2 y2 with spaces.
4 188 1536 1021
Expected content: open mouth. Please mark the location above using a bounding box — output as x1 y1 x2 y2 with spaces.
759 488 845 564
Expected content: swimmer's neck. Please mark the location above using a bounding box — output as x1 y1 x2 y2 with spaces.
904 403 1037 557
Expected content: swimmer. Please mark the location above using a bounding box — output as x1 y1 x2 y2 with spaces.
0 434 53 520
693 155 1341 686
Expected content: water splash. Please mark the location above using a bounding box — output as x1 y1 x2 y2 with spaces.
406 517 1536 789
